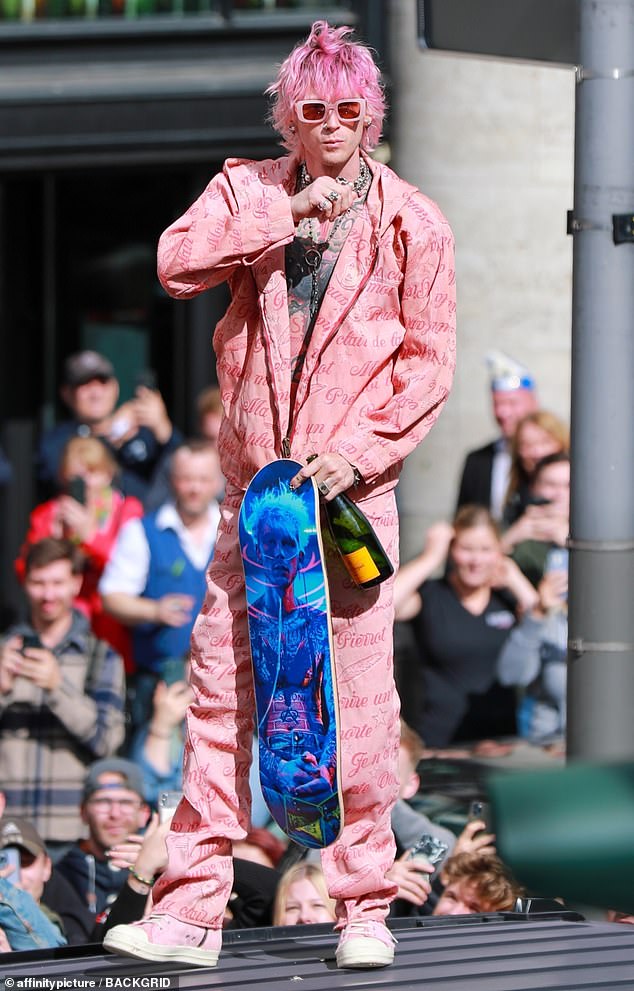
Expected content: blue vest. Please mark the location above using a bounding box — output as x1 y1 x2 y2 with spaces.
132 512 212 672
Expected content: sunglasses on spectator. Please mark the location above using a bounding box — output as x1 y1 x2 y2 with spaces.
295 99 365 124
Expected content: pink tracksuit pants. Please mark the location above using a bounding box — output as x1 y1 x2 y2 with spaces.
152 483 400 929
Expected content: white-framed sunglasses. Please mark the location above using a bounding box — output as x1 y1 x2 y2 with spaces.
295 98 366 124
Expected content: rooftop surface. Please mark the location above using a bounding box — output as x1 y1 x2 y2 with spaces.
3 914 634 991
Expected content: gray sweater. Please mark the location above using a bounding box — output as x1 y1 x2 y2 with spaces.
497 609 567 742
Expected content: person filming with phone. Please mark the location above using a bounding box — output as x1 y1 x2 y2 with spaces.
0 538 125 861
500 452 570 587
16 436 143 672
36 350 182 506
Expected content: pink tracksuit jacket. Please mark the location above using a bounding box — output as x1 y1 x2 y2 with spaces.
151 153 456 929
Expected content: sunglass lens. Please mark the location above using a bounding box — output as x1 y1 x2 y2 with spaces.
302 102 326 121
338 101 362 120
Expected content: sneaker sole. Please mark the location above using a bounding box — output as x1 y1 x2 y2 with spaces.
103 930 220 968
336 945 394 969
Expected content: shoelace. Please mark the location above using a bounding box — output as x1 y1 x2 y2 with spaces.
140 914 211 946
342 920 398 945
141 914 169 928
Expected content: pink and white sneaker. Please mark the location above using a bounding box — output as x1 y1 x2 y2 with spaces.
335 919 397 969
103 913 221 967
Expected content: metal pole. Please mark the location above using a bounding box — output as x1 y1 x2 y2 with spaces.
567 0 634 759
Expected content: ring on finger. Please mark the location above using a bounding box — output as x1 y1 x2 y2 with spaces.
318 480 330 496
317 199 329 211
326 190 340 203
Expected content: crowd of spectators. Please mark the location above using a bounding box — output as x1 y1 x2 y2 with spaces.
0 346 613 960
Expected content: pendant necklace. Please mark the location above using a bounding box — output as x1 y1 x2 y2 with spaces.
291 158 372 319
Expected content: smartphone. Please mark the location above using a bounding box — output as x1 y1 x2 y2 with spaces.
468 800 492 833
545 547 569 600
545 547 569 574
158 791 182 824
0 846 21 885
66 475 87 505
22 633 42 653
161 657 186 686
136 368 158 391
527 495 552 507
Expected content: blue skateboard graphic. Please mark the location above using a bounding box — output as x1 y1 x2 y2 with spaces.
239 459 343 849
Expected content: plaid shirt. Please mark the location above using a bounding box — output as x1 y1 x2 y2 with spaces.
0 610 125 842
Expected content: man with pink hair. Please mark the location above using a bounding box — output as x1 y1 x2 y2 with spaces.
104 20 456 970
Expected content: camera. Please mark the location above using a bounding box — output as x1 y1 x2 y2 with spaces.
407 833 450 881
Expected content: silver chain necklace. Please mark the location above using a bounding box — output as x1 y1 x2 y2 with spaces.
297 157 371 196
294 159 372 318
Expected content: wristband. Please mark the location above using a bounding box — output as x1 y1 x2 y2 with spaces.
129 868 155 887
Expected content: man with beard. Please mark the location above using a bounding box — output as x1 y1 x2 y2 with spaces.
56 758 150 922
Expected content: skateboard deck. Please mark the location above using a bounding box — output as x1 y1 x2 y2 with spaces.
239 458 343 849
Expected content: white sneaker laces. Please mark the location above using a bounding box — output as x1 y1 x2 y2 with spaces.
342 920 397 945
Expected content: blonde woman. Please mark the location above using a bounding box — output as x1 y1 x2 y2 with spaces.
273 863 336 927
394 506 538 748
16 436 142 669
505 411 569 525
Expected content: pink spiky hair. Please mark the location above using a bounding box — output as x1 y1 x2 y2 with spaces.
266 20 386 153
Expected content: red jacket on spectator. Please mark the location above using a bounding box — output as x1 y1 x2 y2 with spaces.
15 492 142 672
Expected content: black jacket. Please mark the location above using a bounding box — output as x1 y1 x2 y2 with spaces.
56 843 128 919
456 441 497 513
42 868 96 944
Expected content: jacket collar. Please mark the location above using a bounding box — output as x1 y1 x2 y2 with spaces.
10 610 92 655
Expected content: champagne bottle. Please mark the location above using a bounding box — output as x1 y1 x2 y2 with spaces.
322 491 394 589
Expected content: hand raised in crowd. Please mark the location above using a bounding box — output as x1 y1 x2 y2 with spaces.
452 819 496 859
393 519 455 621
290 177 357 225
56 494 95 545
423 520 455 567
155 594 195 628
536 570 568 614
491 554 539 614
501 504 568 553
132 386 173 445
107 811 170 881
0 636 61 693
106 401 139 449
385 851 434 906
151 679 194 734
15 643 62 692
0 636 22 693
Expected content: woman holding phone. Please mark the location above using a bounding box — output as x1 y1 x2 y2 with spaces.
15 437 142 669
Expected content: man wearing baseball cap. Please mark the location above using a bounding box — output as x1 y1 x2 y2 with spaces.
36 349 182 505
0 815 68 950
56 758 150 921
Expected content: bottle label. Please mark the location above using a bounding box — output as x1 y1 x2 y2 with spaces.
343 546 380 584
